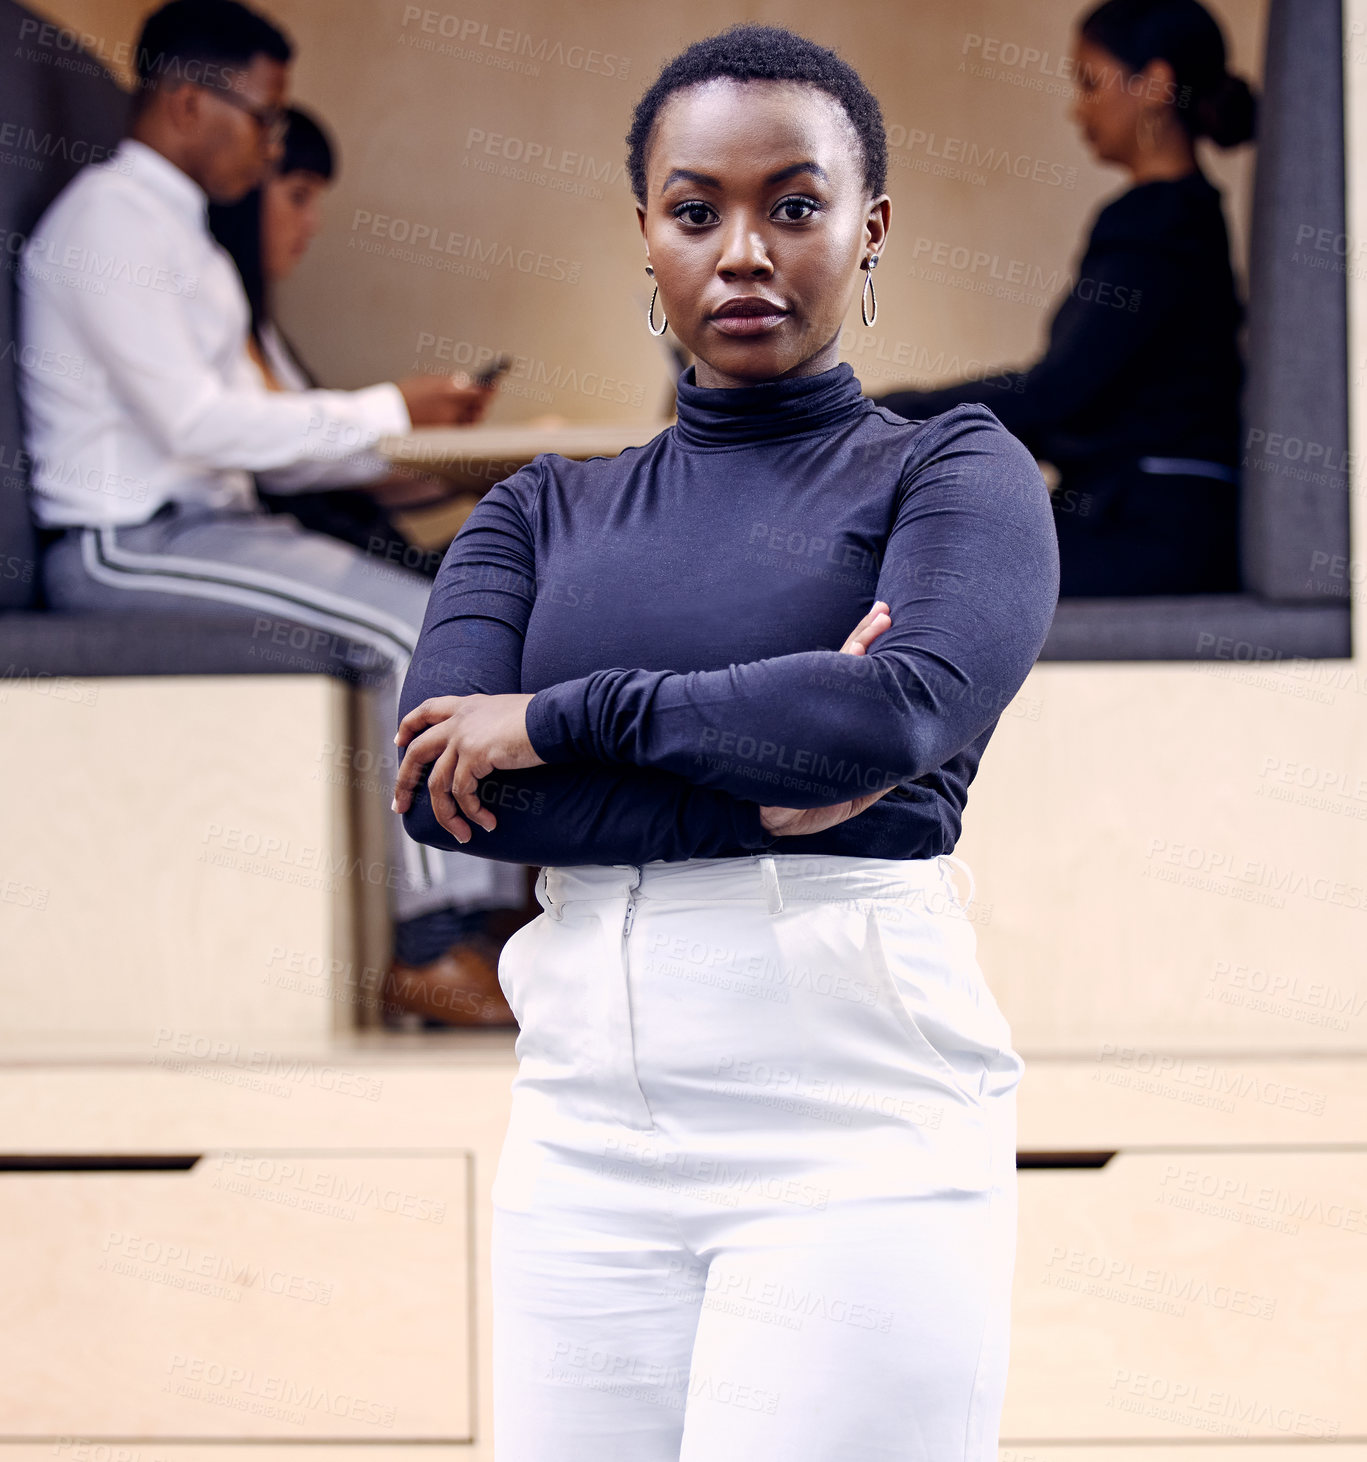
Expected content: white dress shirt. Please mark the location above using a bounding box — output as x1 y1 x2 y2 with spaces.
250 320 396 494
17 138 409 528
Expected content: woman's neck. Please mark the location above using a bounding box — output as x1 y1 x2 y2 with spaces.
692 334 843 390
1126 124 1200 185
1128 156 1201 184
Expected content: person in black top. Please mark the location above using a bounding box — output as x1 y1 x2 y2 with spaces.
875 0 1257 596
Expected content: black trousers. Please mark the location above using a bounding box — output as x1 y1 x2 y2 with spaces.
1051 460 1241 597
256 486 440 580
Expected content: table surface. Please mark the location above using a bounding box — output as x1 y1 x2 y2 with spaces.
379 420 672 547
378 420 668 470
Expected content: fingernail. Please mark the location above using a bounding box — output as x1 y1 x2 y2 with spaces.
391 799 398 812
393 733 400 743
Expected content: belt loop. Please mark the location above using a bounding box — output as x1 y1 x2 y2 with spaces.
758 854 784 914
939 853 976 913
535 866 564 921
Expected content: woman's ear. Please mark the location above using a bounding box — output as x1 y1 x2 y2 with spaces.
636 204 655 277
864 194 891 257
1141 55 1179 106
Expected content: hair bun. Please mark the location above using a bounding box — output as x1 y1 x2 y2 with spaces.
1195 70 1257 148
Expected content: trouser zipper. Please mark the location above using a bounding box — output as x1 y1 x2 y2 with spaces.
618 881 653 1127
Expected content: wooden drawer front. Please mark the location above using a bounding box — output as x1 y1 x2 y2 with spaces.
1016 1058 1363 1149
1004 1151 1366 1444
0 1152 471 1440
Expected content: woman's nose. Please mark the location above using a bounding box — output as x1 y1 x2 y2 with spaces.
716 221 773 277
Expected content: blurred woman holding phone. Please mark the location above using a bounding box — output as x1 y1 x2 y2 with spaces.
209 105 500 571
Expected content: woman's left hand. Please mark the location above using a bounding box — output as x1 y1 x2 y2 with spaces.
392 694 543 843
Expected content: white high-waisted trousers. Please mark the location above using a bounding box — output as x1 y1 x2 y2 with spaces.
490 851 1025 1461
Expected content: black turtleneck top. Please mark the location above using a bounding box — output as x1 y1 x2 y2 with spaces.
398 362 1060 867
874 171 1245 475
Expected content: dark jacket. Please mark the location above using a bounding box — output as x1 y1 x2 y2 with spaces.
874 169 1244 477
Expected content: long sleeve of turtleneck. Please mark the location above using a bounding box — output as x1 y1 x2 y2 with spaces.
401 360 1058 865
524 394 1057 807
397 459 782 866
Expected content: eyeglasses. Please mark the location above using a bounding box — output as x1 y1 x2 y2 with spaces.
192 81 288 146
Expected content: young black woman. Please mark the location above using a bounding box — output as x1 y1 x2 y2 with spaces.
393 25 1059 1461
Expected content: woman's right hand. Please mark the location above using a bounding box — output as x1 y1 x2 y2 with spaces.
836 600 892 657
397 371 497 427
758 601 899 838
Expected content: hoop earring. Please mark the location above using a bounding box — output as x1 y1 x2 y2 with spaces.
647 283 668 337
860 255 879 327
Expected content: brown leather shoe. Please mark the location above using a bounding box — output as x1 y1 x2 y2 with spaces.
381 935 517 1027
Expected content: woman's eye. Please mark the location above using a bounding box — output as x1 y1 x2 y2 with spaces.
672 201 717 227
774 195 819 222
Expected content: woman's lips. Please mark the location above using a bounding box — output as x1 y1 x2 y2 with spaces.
709 310 789 337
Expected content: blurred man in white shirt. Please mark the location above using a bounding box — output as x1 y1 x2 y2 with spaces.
19 0 525 1023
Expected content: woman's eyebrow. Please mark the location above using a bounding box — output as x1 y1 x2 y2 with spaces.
660 167 721 190
766 161 828 184
659 160 830 192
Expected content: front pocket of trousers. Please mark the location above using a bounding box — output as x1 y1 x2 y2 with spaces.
862 902 993 1104
495 914 545 1026
498 909 617 1081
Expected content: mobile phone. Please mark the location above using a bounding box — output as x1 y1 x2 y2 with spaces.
475 353 512 389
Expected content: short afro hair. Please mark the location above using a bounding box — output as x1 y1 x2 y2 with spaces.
625 25 887 207
134 0 292 96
